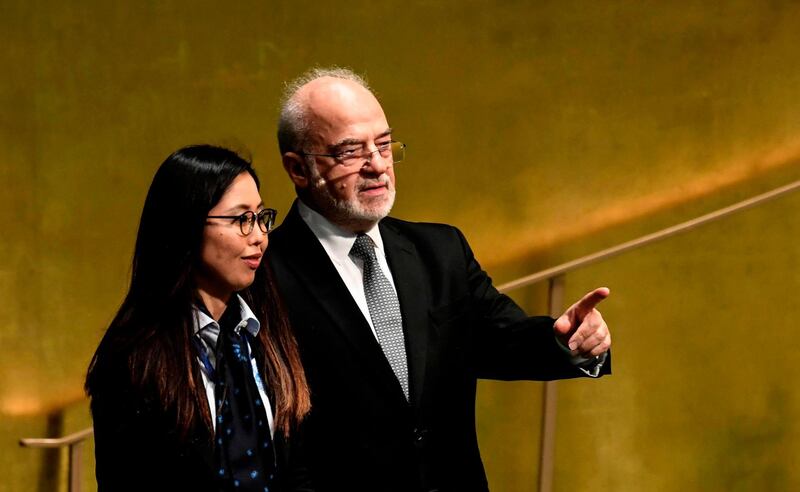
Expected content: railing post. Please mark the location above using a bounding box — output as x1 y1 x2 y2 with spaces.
69 441 83 492
19 427 93 492
538 274 565 492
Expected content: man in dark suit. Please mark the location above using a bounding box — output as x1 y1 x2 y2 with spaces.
267 67 611 492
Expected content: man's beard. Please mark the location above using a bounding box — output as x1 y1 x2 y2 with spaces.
308 166 395 230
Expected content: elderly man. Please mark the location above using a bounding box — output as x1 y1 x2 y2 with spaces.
267 67 611 492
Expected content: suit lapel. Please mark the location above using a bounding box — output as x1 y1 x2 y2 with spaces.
272 205 405 399
380 220 431 409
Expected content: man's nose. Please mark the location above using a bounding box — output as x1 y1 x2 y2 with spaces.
363 148 391 174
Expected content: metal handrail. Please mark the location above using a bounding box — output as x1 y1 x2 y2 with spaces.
19 427 94 448
20 427 94 492
19 178 800 492
497 178 800 293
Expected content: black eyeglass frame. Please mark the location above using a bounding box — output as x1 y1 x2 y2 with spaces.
298 140 406 166
206 208 277 235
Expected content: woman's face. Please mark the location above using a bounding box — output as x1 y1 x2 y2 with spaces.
196 172 268 302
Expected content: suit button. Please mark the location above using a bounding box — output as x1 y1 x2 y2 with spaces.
413 427 427 445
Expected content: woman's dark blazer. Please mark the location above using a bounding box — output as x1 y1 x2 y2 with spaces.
90 352 312 492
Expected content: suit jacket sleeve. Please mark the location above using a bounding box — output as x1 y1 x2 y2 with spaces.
450 226 609 381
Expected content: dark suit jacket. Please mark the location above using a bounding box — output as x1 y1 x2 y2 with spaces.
267 204 610 492
90 349 312 492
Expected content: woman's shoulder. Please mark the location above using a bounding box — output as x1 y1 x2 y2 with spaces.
87 321 168 400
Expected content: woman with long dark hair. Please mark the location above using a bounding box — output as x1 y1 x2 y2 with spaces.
86 145 311 491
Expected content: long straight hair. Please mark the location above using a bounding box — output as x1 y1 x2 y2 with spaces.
86 145 310 438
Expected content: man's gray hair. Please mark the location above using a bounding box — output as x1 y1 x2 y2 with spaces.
277 67 372 155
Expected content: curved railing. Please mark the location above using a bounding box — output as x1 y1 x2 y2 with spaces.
20 178 800 492
19 427 94 492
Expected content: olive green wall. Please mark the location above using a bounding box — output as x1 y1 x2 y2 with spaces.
3 1 800 491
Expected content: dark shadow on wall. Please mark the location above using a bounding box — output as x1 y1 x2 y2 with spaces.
36 410 64 492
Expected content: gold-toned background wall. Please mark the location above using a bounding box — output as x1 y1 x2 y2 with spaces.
2 1 800 490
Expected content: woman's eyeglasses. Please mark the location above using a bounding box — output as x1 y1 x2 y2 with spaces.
207 208 277 235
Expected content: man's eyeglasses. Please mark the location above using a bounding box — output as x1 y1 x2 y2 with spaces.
300 141 406 168
206 209 277 235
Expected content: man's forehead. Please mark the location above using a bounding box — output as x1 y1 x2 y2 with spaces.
299 78 388 140
299 76 368 102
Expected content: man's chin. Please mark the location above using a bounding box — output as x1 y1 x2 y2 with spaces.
330 201 392 231
344 206 391 224
356 196 394 222
308 188 395 230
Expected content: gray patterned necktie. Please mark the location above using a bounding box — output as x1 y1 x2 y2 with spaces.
350 234 409 400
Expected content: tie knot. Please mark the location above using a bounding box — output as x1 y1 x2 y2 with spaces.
350 234 377 263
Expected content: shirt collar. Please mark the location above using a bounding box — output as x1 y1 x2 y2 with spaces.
296 199 386 262
191 293 260 337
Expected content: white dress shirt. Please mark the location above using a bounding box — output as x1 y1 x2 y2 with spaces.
297 200 397 338
192 294 275 436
